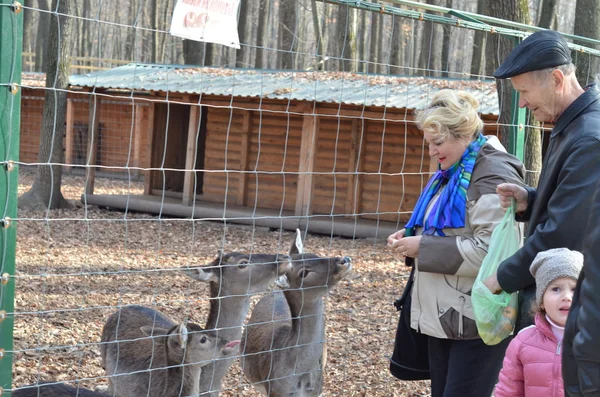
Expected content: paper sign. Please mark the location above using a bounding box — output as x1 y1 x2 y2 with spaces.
170 0 241 49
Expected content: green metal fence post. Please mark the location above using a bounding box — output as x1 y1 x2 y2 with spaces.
506 36 526 162
509 89 526 161
0 1 22 396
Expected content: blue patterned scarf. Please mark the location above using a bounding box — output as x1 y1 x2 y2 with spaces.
405 133 488 237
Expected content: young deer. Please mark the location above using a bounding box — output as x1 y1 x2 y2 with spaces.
241 230 352 397
13 382 111 397
100 305 240 397
182 251 293 396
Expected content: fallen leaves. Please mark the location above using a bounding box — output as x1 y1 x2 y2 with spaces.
13 168 430 396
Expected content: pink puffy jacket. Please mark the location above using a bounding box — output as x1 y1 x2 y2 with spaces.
494 312 564 397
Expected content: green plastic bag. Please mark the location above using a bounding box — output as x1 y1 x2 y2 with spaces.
472 201 522 346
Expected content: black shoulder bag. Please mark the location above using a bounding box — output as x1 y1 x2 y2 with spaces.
389 261 431 380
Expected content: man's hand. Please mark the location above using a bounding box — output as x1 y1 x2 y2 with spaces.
496 183 529 213
483 272 503 295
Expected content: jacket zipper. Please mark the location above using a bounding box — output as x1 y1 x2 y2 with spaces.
459 295 465 337
555 340 562 397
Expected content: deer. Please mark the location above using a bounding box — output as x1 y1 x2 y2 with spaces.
13 382 111 397
100 305 240 397
241 229 352 397
181 250 293 396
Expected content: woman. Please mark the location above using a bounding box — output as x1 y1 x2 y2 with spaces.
387 90 525 397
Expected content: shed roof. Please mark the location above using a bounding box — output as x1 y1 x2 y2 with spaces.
67 63 499 115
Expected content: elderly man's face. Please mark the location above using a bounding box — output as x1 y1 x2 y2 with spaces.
511 72 557 123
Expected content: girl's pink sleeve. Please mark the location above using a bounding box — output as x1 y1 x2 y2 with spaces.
494 336 525 397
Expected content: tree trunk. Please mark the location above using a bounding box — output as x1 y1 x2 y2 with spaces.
338 4 357 72
20 0 75 210
537 0 557 28
390 16 404 75
574 0 600 86
255 0 269 68
368 1 380 74
158 1 171 63
278 0 296 69
151 0 159 62
486 0 529 149
236 0 251 67
357 5 367 73
470 0 487 78
441 0 452 77
22 0 35 71
296 2 307 70
417 0 443 77
35 0 51 72
126 0 140 60
377 10 386 74
183 41 205 66
205 43 217 66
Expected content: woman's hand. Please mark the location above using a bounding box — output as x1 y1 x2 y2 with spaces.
388 234 421 258
387 229 405 246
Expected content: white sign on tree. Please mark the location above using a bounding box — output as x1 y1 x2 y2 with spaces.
170 0 241 49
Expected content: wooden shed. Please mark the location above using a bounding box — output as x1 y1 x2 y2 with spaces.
22 65 504 238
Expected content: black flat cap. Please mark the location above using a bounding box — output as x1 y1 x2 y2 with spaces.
493 30 572 79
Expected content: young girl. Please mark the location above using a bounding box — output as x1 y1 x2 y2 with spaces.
494 247 583 397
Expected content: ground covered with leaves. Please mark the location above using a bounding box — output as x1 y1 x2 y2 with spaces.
12 168 431 396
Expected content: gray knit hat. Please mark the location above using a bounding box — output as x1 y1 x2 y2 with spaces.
530 248 583 307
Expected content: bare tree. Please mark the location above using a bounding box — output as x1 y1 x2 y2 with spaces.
35 0 51 72
22 0 35 72
255 0 269 68
338 3 357 72
357 7 367 72
20 0 75 210
574 0 600 86
537 0 558 29
236 0 251 67
470 0 487 78
486 0 528 149
368 1 380 74
441 0 452 77
278 0 297 69
310 0 326 70
417 0 443 76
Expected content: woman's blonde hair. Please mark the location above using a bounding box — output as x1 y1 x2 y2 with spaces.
414 90 484 142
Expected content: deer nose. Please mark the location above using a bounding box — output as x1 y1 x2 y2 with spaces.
277 254 293 272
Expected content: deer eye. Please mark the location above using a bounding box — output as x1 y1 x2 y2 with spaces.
200 336 207 344
299 269 310 278
237 260 249 269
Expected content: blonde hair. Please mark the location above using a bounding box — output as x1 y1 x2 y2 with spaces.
414 90 484 143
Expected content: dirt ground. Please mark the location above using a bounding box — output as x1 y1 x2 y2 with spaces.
11 168 431 396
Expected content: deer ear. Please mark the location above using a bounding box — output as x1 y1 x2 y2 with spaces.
289 228 304 255
140 326 169 337
175 323 188 350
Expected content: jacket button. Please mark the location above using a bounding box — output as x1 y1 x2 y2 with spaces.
439 308 445 314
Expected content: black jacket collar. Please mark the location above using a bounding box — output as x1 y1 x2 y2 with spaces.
552 82 600 138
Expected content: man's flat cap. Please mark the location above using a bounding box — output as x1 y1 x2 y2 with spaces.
493 30 572 79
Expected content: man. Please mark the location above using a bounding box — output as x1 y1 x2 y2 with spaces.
563 180 600 396
483 29 600 392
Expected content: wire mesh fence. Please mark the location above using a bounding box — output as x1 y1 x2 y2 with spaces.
2 0 600 396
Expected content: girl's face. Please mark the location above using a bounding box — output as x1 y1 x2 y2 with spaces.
424 131 470 171
542 277 576 327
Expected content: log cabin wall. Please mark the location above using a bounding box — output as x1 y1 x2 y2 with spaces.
202 107 302 212
20 86 512 225
20 88 152 174
199 104 505 224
